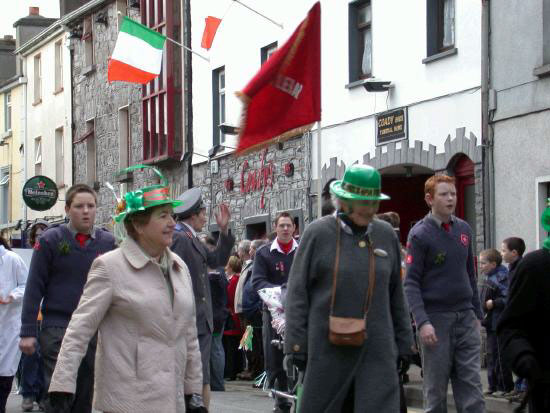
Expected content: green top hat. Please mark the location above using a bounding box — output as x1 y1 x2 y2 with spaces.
113 164 183 223
330 164 390 201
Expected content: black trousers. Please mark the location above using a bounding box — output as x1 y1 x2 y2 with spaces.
40 327 97 413
0 376 14 413
486 331 514 392
262 308 290 409
222 335 244 380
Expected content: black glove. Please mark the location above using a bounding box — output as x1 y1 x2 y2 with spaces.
48 392 73 411
185 394 208 413
397 355 411 376
284 353 307 373
515 354 543 383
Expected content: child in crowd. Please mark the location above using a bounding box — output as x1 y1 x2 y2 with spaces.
479 248 513 397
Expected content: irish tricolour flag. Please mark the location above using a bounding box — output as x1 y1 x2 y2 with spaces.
108 17 166 84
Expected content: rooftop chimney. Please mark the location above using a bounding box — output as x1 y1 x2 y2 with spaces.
29 7 40 16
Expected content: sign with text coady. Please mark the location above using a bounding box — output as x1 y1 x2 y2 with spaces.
22 176 59 211
376 107 408 146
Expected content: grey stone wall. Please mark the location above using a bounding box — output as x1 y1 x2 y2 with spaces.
71 3 188 226
192 134 313 242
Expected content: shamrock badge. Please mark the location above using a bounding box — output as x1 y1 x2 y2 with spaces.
434 251 446 265
58 240 71 255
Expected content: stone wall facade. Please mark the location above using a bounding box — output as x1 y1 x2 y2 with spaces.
192 134 313 242
70 2 188 226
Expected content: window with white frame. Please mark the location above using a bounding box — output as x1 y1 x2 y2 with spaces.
4 93 11 132
212 67 225 145
55 127 64 186
34 137 42 176
348 1 372 82
118 107 130 169
261 42 278 65
55 40 63 92
34 54 42 103
0 167 9 224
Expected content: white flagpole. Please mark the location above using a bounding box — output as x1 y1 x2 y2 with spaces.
232 0 284 29
316 120 322 219
165 36 210 62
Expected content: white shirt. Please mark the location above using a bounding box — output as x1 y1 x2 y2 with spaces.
270 238 299 255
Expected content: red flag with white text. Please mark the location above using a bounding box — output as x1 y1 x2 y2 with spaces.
236 2 321 154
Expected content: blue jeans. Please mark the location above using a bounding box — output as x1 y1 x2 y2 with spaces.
20 351 45 400
210 333 225 391
420 310 485 413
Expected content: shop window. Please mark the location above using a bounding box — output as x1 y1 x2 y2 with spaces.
33 54 42 104
55 127 64 186
0 167 8 224
34 137 42 176
425 0 455 60
82 16 94 68
4 93 11 132
261 42 277 65
142 0 182 163
348 1 372 83
212 66 225 146
54 40 63 92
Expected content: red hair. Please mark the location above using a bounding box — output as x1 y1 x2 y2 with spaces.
424 175 456 197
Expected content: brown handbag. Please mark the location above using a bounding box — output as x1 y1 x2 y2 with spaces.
328 217 376 347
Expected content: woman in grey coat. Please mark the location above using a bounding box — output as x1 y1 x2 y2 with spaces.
284 165 414 412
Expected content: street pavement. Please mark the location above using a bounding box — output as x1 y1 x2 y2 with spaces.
5 380 424 413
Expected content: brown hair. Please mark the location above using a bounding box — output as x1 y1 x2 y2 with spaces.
274 212 294 227
66 184 97 208
480 248 502 266
226 255 242 274
0 235 11 251
502 237 526 257
424 175 456 197
124 208 155 239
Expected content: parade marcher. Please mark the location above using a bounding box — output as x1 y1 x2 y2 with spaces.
284 164 414 412
404 174 485 413
0 236 28 413
252 212 298 413
203 237 229 392
47 165 205 413
171 187 235 409
240 239 267 382
223 256 244 381
19 220 48 412
479 248 513 396
497 202 550 412
19 184 116 413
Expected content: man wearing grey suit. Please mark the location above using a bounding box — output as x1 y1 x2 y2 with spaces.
171 187 235 408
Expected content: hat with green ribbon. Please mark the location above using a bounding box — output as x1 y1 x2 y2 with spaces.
330 164 390 201
113 165 183 223
542 198 550 250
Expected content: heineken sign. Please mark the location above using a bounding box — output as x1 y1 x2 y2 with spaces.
23 176 59 211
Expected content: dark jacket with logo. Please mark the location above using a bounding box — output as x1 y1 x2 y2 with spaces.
20 224 116 337
404 213 483 329
171 226 234 335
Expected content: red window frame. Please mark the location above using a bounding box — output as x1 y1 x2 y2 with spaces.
141 0 180 162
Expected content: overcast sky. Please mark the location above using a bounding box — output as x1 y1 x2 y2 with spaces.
1 1 59 37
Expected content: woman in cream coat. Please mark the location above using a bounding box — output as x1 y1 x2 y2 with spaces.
48 166 205 413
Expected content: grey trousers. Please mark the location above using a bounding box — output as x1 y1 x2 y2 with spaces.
420 310 485 413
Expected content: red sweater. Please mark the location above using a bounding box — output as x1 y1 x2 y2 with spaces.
224 274 242 336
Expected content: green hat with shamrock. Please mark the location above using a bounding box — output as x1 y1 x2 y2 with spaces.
542 198 550 250
113 164 183 223
330 164 390 201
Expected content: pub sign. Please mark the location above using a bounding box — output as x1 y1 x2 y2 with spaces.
22 175 59 211
375 107 408 145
